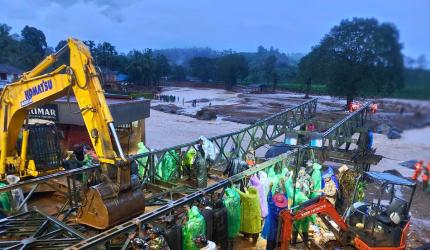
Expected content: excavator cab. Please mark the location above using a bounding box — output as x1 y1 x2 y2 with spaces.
0 38 145 229
345 171 416 249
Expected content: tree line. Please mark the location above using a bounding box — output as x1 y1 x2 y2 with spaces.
1 19 429 103
0 22 298 89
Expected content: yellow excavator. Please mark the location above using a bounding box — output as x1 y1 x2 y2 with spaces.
0 38 145 229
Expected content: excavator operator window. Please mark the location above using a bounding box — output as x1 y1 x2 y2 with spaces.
347 172 415 248
26 123 63 172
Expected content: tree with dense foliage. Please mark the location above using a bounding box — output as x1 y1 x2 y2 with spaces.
216 54 248 89
154 54 170 83
189 57 215 82
244 46 298 84
55 40 67 52
126 49 155 87
263 55 279 91
93 42 119 70
83 40 96 55
296 47 324 98
304 18 404 106
171 65 187 81
0 24 21 67
19 25 48 70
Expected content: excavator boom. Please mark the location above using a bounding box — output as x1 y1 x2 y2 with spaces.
0 38 145 229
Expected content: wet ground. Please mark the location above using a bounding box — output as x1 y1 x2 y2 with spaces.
153 87 430 128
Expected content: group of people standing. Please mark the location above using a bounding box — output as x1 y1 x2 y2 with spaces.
154 94 180 103
243 160 339 249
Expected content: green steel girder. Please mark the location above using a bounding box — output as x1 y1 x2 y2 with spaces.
320 102 371 150
132 98 317 183
1 98 378 250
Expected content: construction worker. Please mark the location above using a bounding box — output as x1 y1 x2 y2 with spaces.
321 171 337 206
370 103 378 113
422 162 430 191
412 160 424 180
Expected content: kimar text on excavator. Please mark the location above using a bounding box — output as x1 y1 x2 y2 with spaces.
278 171 416 250
0 38 145 229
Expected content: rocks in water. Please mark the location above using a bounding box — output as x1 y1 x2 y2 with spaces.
387 128 402 139
196 107 217 120
186 98 210 103
376 123 402 139
152 104 182 114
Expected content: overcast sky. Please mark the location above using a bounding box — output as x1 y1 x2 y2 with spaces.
1 0 429 58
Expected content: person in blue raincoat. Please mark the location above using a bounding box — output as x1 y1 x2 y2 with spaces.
262 178 288 250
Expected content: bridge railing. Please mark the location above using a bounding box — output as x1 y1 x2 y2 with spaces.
132 98 317 184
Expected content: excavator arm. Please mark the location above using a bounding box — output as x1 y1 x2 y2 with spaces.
0 38 145 229
278 196 349 250
0 38 124 177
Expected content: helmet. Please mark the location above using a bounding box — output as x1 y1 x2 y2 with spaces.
390 212 401 224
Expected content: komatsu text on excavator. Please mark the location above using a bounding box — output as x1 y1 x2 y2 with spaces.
0 38 145 229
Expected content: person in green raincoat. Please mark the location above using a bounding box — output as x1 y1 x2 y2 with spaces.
0 183 11 218
136 142 149 179
235 186 262 235
310 163 322 198
193 143 208 188
157 150 179 182
223 187 241 238
292 188 312 245
182 147 197 178
182 206 206 250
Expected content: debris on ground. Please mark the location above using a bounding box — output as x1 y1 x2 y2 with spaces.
196 107 217 120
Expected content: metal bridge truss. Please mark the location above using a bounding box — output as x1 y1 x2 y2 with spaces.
134 98 318 186
0 98 377 249
0 210 86 250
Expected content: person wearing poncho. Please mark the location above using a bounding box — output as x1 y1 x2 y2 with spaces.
136 142 149 179
223 188 241 249
296 167 312 197
157 150 179 182
249 174 268 218
310 163 323 198
182 206 206 250
292 189 312 245
235 186 262 234
262 179 288 250
223 188 242 238
258 171 270 199
0 182 10 218
182 147 197 177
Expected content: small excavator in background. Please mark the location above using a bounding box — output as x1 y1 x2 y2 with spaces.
278 171 416 250
0 38 145 229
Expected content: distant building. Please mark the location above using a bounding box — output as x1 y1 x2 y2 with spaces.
248 83 270 93
29 95 151 154
0 63 22 87
100 67 128 90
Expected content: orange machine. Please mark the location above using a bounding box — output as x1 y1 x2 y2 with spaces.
278 171 416 250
